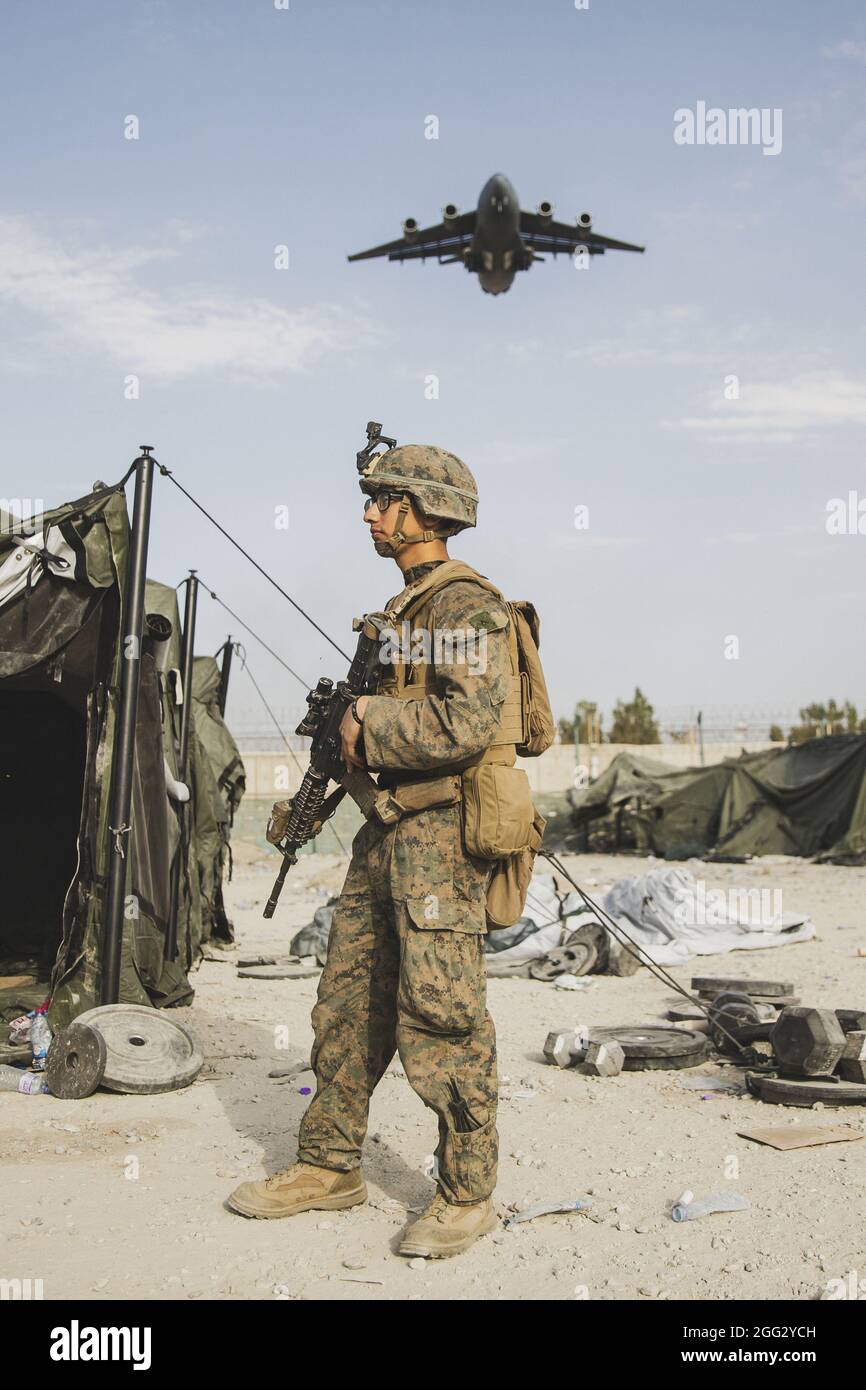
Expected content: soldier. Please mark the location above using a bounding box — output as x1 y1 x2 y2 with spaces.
228 445 517 1257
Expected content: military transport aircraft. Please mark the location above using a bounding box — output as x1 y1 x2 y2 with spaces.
347 172 645 295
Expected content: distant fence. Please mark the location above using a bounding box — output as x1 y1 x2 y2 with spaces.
239 740 783 799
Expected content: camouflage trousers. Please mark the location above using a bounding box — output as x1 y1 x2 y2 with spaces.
297 804 498 1204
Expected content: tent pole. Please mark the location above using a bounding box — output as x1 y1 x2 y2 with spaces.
101 447 157 1005
217 635 234 717
167 570 199 960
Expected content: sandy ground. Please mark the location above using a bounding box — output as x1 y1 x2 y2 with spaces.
3 842 866 1303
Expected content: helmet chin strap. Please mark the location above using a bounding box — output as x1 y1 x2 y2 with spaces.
379 493 452 556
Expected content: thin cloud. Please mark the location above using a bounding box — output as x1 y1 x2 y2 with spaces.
667 373 866 442
822 39 866 64
0 216 381 381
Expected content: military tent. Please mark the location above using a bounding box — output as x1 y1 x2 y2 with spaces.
567 737 866 862
0 482 244 1031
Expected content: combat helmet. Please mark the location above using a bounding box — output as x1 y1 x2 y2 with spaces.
356 425 478 555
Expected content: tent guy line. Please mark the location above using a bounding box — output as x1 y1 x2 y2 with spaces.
198 579 312 691
156 463 352 664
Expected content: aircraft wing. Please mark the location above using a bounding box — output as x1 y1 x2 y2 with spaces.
519 211 645 255
348 212 477 262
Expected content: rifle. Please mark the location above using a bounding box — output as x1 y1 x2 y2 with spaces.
262 613 387 918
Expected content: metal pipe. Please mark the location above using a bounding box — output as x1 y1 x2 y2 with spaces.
217 635 233 717
167 570 199 960
101 448 157 1005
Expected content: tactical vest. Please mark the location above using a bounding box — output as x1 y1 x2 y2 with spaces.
372 560 527 776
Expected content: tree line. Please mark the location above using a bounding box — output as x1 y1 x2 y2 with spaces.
558 694 866 746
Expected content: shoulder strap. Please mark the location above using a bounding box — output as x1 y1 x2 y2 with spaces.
385 560 504 624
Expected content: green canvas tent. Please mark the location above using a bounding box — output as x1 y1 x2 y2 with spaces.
0 482 245 1030
568 736 866 862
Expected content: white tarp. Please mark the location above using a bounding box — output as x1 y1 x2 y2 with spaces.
486 865 815 974
600 865 815 965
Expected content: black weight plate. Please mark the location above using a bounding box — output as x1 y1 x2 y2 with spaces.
45 1023 107 1100
698 991 800 1008
746 1072 866 1107
590 1026 709 1069
692 976 793 998
710 992 758 1015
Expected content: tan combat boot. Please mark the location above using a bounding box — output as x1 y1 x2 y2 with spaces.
398 1192 498 1258
227 1162 367 1219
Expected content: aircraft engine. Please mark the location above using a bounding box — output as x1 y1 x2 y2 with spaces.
442 203 459 226
578 211 593 231
537 201 553 221
402 217 419 240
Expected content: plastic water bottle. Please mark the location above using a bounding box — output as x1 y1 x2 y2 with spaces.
671 1192 749 1222
29 1013 52 1071
0 1065 48 1094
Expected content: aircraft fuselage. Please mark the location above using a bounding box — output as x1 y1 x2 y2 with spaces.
471 173 522 294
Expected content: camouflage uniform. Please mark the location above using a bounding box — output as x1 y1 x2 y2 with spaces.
297 561 512 1203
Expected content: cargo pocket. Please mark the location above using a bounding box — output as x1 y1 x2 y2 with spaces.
439 1117 499 1204
397 897 486 1035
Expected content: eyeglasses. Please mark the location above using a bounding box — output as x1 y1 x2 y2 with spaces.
362 490 401 514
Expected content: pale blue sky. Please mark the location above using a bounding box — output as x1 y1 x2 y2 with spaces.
2 0 864 734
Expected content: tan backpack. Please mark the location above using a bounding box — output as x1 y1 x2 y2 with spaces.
383 559 555 758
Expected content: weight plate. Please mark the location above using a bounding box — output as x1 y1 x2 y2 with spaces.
746 1072 866 1107
564 922 607 971
589 1026 710 1070
74 1004 203 1094
836 1010 866 1035
709 992 758 1018
698 991 799 1008
45 1022 106 1100
692 976 793 998
238 964 320 980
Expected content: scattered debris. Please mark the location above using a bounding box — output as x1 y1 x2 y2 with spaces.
0 1063 48 1094
503 1197 593 1229
679 1075 742 1093
671 1192 749 1222
268 1063 313 1082
737 1125 863 1151
553 974 593 992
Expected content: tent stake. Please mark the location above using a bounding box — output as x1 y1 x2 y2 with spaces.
167 570 199 960
101 448 156 1005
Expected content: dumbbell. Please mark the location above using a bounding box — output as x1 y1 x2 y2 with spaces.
771 1007 846 1077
